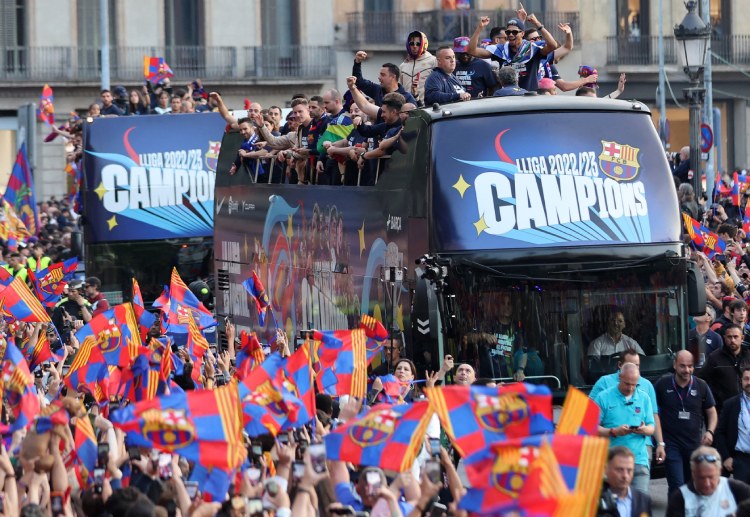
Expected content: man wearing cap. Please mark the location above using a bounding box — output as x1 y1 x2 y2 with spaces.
493 66 527 97
84 277 110 316
423 46 471 106
453 37 497 98
467 13 557 92
52 280 92 339
537 77 557 95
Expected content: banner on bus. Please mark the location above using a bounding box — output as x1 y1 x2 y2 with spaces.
82 113 226 242
431 112 682 252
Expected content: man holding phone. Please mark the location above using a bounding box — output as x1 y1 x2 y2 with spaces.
329 463 413 515
593 362 655 494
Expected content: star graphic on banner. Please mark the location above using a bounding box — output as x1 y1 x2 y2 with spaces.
94 182 108 200
452 175 471 198
287 213 294 239
473 214 488 235
107 215 118 230
358 220 366 258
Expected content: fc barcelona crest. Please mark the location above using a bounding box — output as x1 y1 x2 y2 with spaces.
598 140 641 181
491 446 538 497
142 408 195 451
474 393 530 432
205 141 221 172
348 408 398 447
39 267 64 294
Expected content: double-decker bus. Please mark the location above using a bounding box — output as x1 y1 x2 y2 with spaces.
213 96 705 397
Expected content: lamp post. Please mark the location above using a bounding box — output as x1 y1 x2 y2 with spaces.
674 0 711 197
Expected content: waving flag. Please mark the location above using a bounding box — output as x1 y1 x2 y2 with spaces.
27 258 78 307
462 434 608 517
190 464 233 503
425 383 554 458
360 314 388 341
372 374 410 404
64 337 110 402
75 304 142 368
26 329 63 371
131 278 156 341
682 213 726 258
314 328 370 398
186 317 210 385
65 161 83 213
4 144 39 236
37 84 55 126
161 268 216 330
143 57 174 84
324 401 433 472
239 353 298 436
0 275 51 322
235 330 265 380
111 382 246 470
243 271 276 327
73 415 98 479
557 387 601 436
0 337 39 431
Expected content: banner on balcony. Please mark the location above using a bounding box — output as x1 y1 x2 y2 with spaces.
82 113 226 243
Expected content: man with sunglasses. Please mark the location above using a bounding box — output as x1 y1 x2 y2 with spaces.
467 15 557 92
399 31 436 105
666 446 750 516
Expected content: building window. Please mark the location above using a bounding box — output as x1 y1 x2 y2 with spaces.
164 0 204 75
704 0 730 37
0 0 26 75
616 0 649 40
76 0 117 77
261 0 299 47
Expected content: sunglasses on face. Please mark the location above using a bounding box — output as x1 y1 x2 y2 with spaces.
692 454 719 464
409 41 421 46
505 30 522 36
529 36 542 41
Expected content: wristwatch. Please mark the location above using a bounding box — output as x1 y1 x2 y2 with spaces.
657 441 666 447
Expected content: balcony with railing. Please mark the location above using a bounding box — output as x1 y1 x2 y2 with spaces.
606 35 750 67
346 9 579 47
0 45 335 83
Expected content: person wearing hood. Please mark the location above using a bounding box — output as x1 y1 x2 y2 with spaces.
399 31 437 106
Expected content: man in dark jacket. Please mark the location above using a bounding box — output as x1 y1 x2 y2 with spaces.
597 446 652 517
715 366 750 484
494 66 528 97
699 324 750 412
672 146 691 183
351 52 417 107
423 46 471 106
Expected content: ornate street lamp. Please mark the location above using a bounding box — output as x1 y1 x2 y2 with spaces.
674 0 711 196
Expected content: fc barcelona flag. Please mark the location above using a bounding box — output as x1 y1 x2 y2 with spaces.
37 84 55 126
682 213 726 258
0 275 51 323
234 330 265 380
461 434 609 517
110 381 246 470
158 268 216 330
0 337 39 431
425 383 554 458
243 271 275 327
63 337 110 403
74 303 142 368
74 415 98 479
143 56 174 84
27 257 78 307
4 143 39 236
26 329 63 372
556 387 600 436
324 401 433 472
314 328 370 399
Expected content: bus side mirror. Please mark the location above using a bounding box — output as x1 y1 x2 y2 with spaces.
686 260 706 316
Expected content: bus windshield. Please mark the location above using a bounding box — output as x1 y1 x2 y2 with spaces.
447 256 686 394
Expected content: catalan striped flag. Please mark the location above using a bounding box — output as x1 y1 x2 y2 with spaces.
425 383 554 458
0 275 51 322
314 328 370 399
682 212 726 258
143 57 174 84
26 329 63 371
556 387 601 436
161 268 216 330
324 401 433 472
111 381 247 470
186 317 210 385
243 271 276 327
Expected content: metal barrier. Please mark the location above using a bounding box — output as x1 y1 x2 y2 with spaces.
491 375 562 389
